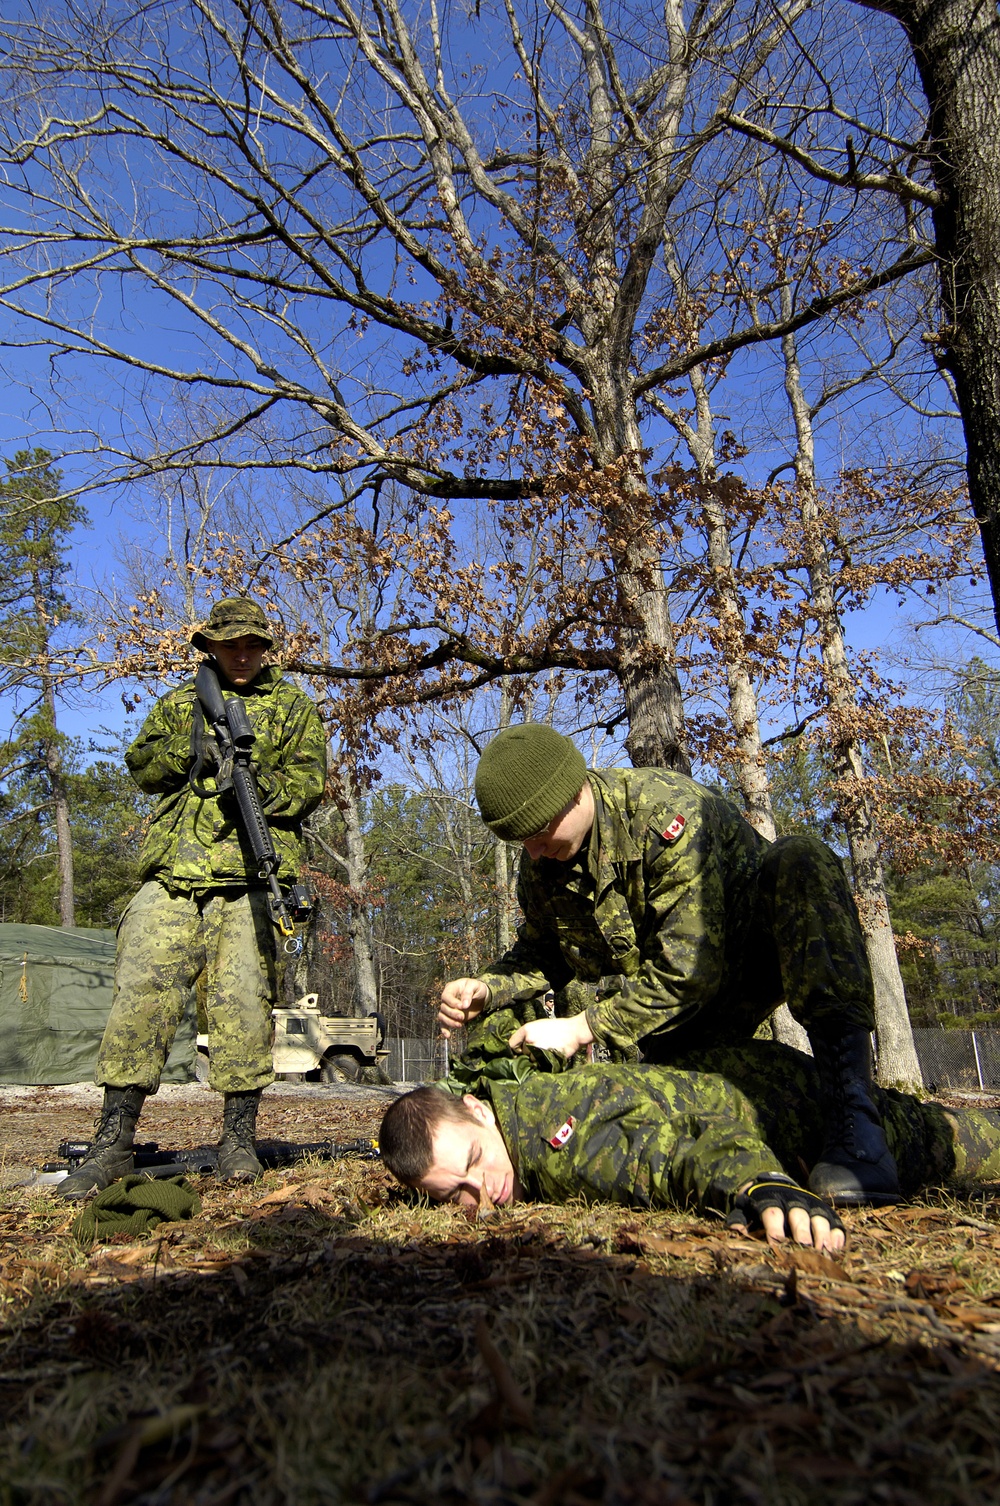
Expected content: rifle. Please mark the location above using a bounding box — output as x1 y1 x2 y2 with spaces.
46 1136 380 1180
191 660 312 953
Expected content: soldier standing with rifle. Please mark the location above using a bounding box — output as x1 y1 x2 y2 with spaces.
59 598 327 1200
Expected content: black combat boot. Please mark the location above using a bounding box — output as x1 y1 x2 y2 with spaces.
217 1089 263 1181
58 1086 146 1201
808 1026 900 1206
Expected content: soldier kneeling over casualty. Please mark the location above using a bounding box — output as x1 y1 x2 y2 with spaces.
59 599 327 1201
379 1041 1000 1252
439 724 901 1206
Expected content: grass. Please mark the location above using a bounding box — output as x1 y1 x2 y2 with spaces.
4 1158 1000 1504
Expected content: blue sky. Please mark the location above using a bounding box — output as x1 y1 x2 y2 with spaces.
0 0 994 766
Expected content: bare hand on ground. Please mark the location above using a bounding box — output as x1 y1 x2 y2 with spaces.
759 1204 845 1254
729 1178 846 1255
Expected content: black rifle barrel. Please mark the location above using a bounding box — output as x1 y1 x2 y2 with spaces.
55 1137 380 1172
194 662 297 941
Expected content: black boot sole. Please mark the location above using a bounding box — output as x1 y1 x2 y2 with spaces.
822 1188 901 1208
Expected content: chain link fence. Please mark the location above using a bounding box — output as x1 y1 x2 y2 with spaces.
386 1027 1000 1091
911 1029 1000 1093
386 1036 449 1083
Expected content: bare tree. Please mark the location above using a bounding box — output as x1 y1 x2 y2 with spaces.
651 345 810 1052
0 0 932 763
776 291 922 1087
723 0 1000 634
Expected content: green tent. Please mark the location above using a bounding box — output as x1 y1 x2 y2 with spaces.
0 924 196 1084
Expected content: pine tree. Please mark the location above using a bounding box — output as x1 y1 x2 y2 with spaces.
0 449 87 925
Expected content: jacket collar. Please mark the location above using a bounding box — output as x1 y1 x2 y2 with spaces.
587 770 641 885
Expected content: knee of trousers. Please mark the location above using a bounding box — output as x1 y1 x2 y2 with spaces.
758 833 850 900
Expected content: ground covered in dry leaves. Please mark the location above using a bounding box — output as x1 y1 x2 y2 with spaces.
4 1086 1000 1505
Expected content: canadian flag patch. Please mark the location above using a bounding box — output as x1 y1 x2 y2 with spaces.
662 814 686 843
547 1116 576 1149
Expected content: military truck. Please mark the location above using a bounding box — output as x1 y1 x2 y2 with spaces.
195 993 389 1083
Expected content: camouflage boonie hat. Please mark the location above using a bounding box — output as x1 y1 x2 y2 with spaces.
190 597 274 651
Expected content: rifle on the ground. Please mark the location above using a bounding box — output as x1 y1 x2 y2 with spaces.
190 660 312 952
46 1137 380 1180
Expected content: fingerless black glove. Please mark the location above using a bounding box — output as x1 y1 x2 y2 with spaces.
726 1173 844 1234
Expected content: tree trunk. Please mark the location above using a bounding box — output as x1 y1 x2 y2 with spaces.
865 0 1000 636
683 368 811 1053
46 719 75 926
492 679 518 955
589 374 690 773
781 308 922 1089
34 585 74 927
342 783 379 1016
494 837 516 955
686 367 778 839
459 796 480 976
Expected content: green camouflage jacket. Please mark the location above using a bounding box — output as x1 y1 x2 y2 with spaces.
476 768 770 1055
455 1041 968 1211
126 665 327 889
485 1062 784 1213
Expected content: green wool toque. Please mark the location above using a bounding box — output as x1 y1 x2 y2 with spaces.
475 725 586 841
71 1175 202 1246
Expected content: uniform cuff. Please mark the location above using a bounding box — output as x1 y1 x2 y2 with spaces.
586 998 640 1053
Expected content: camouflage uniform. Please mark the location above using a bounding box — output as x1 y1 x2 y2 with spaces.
472 1042 1000 1214
474 768 873 1061
97 666 326 1093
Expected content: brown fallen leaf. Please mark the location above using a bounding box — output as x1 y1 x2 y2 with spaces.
769 1246 850 1281
875 1207 952 1234
91 1245 152 1267
905 1268 967 1301
254 1182 329 1208
616 1230 718 1258
642 1234 708 1257
94 1404 206 1506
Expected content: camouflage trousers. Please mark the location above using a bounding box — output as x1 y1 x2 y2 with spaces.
97 881 278 1094
617 831 876 1054
762 834 872 1019
674 1041 1000 1195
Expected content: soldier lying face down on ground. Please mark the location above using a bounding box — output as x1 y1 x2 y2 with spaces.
379 1041 1000 1254
437 724 902 1207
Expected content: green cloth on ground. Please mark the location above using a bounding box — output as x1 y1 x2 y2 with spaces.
72 1174 201 1245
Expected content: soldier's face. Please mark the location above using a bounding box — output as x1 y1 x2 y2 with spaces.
522 781 595 864
206 636 267 686
417 1096 522 1209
